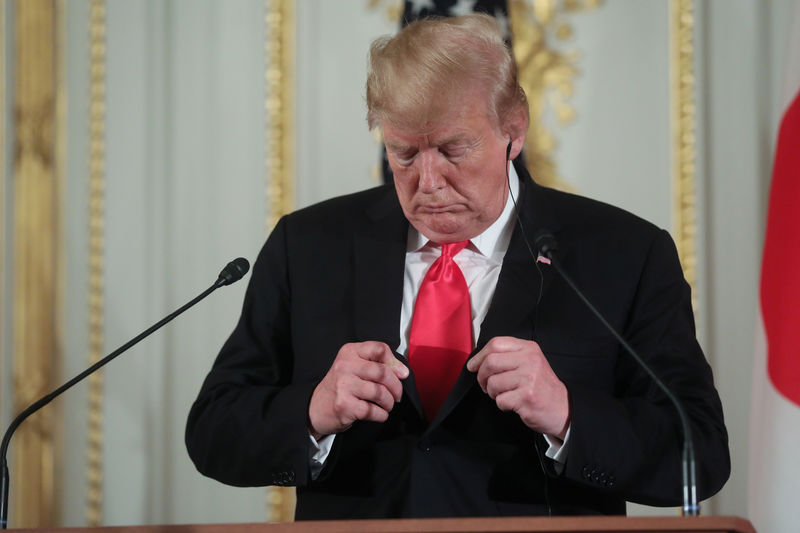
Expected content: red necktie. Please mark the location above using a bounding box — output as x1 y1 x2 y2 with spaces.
409 241 473 422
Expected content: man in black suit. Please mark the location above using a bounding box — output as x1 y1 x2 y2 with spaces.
185 15 729 518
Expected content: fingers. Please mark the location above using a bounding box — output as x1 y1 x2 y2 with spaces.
326 374 396 429
308 341 409 437
495 385 571 439
358 341 410 380
332 383 392 423
359 401 390 423
355 360 404 402
344 342 407 405
468 337 531 392
353 376 396 412
476 353 522 393
466 336 525 372
349 342 407 406
493 389 520 413
484 370 521 400
464 336 571 436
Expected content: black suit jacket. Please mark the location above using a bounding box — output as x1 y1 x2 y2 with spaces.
185 163 729 518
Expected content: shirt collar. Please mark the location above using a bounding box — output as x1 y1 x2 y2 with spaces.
407 163 520 259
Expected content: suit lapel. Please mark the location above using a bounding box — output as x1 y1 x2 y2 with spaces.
480 161 567 345
353 188 407 347
352 188 426 419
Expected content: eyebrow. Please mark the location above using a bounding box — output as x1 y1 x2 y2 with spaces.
384 132 478 152
384 141 413 152
434 135 470 146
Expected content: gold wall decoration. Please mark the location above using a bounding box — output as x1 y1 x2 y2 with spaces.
508 0 603 191
366 0 404 23
86 0 107 526
669 0 698 308
265 0 295 232
1 0 6 420
265 0 296 521
11 0 65 527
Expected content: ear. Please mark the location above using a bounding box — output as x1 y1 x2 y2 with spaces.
502 106 528 160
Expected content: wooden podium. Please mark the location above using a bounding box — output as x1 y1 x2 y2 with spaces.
10 516 756 533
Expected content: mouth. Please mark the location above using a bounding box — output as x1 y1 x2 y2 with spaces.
419 204 464 214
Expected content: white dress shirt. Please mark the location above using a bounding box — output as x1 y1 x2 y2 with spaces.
310 165 569 478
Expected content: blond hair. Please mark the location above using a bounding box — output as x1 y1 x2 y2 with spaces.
366 14 528 132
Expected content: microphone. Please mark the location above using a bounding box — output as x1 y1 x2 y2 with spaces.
533 230 700 516
533 231 557 259
0 257 250 529
215 257 250 287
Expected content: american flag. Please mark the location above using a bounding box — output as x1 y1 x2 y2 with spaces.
401 0 510 34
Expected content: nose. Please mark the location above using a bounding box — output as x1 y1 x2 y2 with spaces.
417 150 446 193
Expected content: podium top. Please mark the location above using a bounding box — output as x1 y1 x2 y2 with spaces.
10 515 756 533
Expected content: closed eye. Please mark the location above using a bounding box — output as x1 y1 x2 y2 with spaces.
390 148 418 165
439 144 468 160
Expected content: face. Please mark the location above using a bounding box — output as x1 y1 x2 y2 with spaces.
383 95 525 243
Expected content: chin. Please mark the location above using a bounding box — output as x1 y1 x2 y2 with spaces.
422 225 473 243
417 218 458 236
409 212 479 242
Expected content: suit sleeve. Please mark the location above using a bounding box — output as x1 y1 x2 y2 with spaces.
185 216 314 488
557 229 730 506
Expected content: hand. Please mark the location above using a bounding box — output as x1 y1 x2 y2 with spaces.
467 336 570 439
308 341 409 439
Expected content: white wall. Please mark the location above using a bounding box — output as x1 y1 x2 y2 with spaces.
295 1 394 207
554 0 672 229
60 0 270 526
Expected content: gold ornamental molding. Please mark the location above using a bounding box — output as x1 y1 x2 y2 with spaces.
265 0 295 232
0 0 6 423
669 0 698 308
11 0 65 527
86 0 107 527
366 0 404 23
265 0 296 521
508 0 603 191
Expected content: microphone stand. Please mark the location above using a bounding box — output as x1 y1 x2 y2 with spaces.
506 154 699 515
541 248 699 516
0 258 249 529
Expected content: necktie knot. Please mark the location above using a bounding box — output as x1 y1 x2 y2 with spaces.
439 241 469 259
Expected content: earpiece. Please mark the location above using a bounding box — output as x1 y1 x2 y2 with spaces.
506 138 512 161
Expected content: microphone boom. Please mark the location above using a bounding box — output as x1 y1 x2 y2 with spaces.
533 231 700 516
0 257 249 529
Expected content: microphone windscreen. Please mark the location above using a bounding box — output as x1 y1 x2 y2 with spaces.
217 257 250 286
533 230 558 259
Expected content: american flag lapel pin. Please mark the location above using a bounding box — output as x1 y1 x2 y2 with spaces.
536 254 551 265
